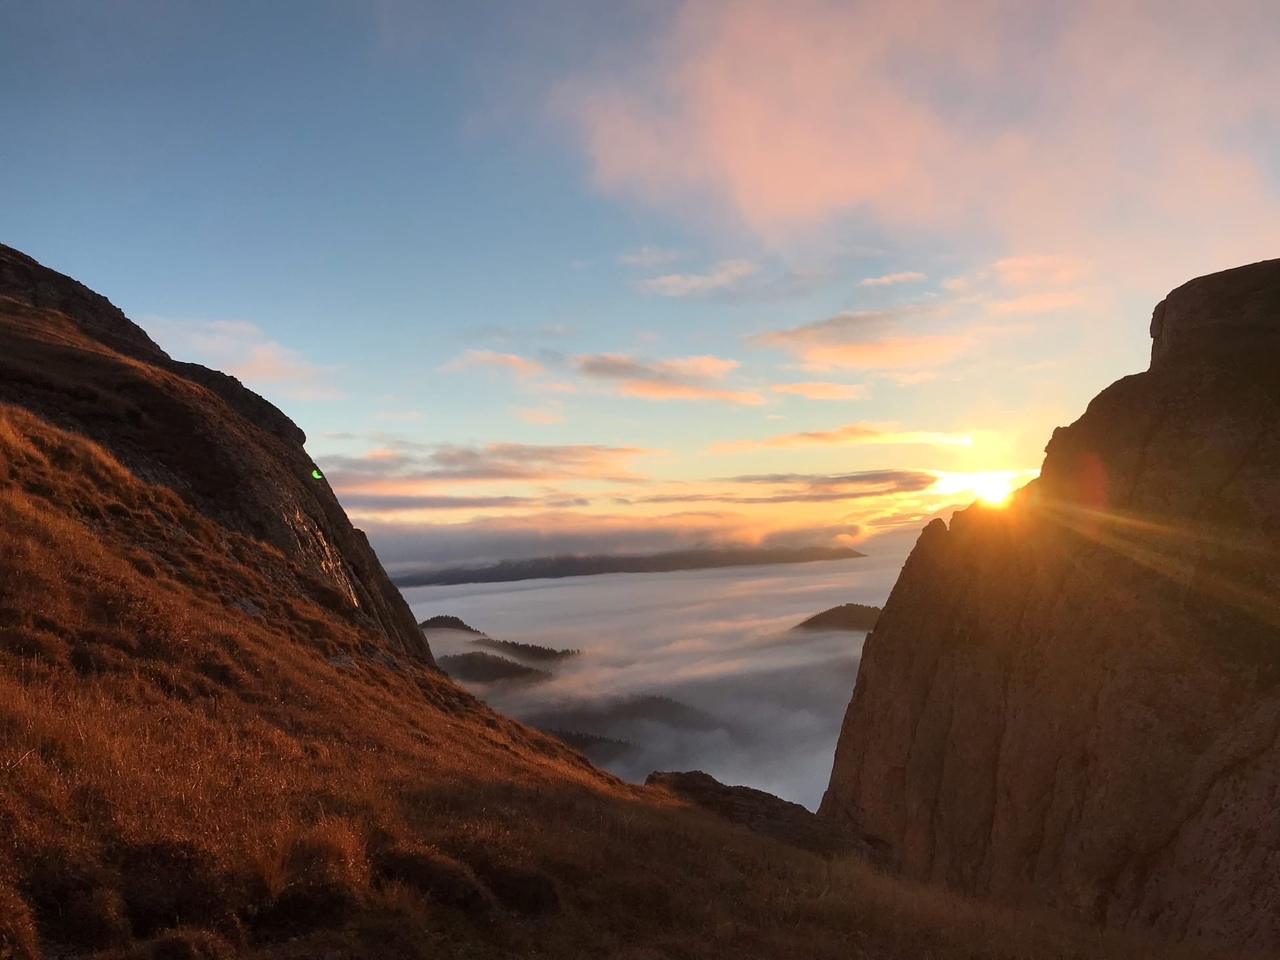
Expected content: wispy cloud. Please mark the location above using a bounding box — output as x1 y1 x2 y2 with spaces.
637 258 759 297
141 317 343 400
770 382 867 400
708 421 972 454
633 469 937 504
512 405 564 424
574 352 765 405
558 0 1280 284
318 438 659 489
859 271 925 287
753 303 973 371
443 349 545 378
619 246 689 267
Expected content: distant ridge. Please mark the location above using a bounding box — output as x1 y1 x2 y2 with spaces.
792 603 882 633
418 614 484 634
392 545 866 587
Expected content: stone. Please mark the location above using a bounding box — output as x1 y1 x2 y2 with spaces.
821 257 1280 952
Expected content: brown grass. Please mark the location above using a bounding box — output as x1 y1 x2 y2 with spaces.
0 358 1241 958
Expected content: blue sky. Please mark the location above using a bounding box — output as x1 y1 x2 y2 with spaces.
5 0 1279 567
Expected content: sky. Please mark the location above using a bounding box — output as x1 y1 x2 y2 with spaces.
5 0 1280 568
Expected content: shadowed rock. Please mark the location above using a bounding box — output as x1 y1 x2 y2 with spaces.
0 243 431 663
821 257 1280 952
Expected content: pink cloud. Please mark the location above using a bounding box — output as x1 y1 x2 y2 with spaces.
558 0 1280 283
140 317 343 400
444 349 545 378
574 352 764 405
859 271 925 287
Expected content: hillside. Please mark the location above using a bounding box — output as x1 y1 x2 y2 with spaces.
0 243 1224 959
822 257 1280 953
793 603 882 633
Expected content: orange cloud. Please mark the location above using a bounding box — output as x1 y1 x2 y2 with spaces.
444 349 545 378
771 382 867 400
986 289 1094 316
708 421 972 454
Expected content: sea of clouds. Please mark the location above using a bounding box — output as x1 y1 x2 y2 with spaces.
402 553 905 810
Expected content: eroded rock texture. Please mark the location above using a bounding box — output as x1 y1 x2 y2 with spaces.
820 258 1280 951
0 243 432 662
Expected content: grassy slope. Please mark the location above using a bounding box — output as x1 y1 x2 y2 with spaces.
0 304 1226 959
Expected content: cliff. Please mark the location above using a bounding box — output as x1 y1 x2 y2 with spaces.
820 258 1280 951
0 243 431 663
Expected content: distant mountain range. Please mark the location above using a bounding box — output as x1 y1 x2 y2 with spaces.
392 545 867 587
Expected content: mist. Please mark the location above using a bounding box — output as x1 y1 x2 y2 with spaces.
403 553 906 810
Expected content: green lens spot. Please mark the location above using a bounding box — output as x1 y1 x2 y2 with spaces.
311 469 323 480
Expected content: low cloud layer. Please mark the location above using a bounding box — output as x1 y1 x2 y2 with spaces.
407 554 907 808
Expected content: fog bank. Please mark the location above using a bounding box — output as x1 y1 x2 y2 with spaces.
403 554 905 809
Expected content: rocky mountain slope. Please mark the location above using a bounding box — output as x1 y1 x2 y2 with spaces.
0 244 430 663
821 258 1280 952
0 243 1226 959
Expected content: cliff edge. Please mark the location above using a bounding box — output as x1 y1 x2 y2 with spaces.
0 243 431 663
820 258 1280 951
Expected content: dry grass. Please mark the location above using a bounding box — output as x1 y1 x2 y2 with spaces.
0 347 1240 958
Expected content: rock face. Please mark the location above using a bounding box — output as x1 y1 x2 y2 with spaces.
0 243 431 663
820 258 1280 952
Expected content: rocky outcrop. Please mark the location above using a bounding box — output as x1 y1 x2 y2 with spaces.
648 771 878 859
0 243 431 663
820 258 1280 952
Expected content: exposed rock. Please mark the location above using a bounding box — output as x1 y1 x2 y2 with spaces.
0 243 431 663
821 257 1280 951
648 770 878 859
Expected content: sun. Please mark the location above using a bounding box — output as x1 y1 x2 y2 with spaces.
973 474 1015 507
931 470 1033 508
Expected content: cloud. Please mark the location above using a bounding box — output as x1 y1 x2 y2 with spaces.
619 245 689 266
753 303 973 371
986 289 1093 315
770 381 867 400
512 406 564 424
859 271 925 287
574 352 765 405
633 469 937 504
339 493 537 511
708 421 972 454
443 349 545 378
557 0 1280 284
318 438 659 488
993 255 1092 287
637 258 759 296
140 317 342 400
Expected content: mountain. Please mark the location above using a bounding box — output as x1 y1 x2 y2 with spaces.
821 258 1280 952
0 244 430 664
391 545 866 586
0 243 1210 959
792 602 882 632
